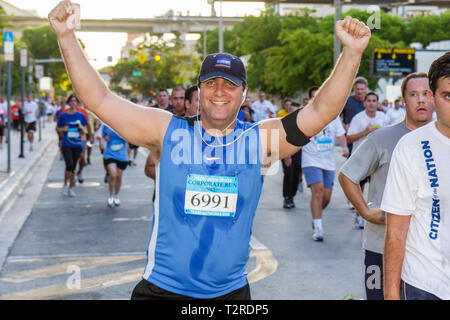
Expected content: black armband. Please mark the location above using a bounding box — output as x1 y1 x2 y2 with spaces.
281 108 310 147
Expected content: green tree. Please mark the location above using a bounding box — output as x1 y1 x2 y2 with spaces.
196 8 449 96
20 24 82 92
262 29 333 96
405 11 449 47
110 36 198 97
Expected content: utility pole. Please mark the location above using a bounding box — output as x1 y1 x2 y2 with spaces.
4 31 14 172
219 0 223 53
19 49 27 158
334 0 342 65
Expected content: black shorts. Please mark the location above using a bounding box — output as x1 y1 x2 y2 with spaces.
128 142 139 149
12 119 19 130
25 121 37 132
131 279 251 300
62 146 83 172
104 158 128 170
364 250 383 300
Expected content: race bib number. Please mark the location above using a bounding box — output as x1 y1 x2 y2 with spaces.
316 137 333 152
110 139 124 151
184 174 238 218
67 127 80 139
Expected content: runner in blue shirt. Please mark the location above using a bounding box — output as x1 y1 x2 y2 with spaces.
103 124 128 207
50 1 371 299
57 94 87 197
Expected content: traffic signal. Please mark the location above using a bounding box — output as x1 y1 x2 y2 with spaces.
154 54 161 62
109 71 116 77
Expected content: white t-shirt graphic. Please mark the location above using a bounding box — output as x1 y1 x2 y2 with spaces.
381 121 450 299
301 117 345 171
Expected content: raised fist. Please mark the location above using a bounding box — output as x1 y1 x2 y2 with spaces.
48 0 80 38
335 16 371 55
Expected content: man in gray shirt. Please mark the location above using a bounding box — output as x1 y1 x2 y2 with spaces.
338 72 434 300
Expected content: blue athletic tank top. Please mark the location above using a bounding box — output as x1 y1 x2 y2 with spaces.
143 116 264 298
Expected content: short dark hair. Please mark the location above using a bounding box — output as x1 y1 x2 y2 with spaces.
308 86 319 99
66 94 79 104
184 85 198 104
172 85 185 94
401 72 428 98
157 88 169 95
428 52 450 95
354 76 368 88
364 92 379 101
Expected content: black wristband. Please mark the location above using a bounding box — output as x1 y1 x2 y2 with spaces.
281 108 310 147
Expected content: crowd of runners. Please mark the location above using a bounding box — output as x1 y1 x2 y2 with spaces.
2 0 447 302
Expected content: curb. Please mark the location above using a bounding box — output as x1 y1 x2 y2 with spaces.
0 137 56 215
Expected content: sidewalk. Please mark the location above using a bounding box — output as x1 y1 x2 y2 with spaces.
0 120 57 213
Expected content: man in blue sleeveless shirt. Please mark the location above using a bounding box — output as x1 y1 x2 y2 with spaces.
49 0 371 299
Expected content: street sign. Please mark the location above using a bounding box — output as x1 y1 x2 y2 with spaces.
372 48 416 78
39 77 53 91
20 49 27 67
4 31 14 61
35 65 44 79
34 58 64 63
133 71 142 77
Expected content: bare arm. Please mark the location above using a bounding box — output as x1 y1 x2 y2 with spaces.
383 213 411 300
298 17 370 138
338 172 385 225
260 17 371 162
347 124 373 143
144 152 156 180
337 134 349 158
48 1 171 150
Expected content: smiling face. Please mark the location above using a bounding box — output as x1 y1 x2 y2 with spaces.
402 77 433 130
199 77 245 131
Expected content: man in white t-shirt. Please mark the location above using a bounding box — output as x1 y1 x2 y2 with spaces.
383 99 406 126
382 52 450 300
302 116 348 241
24 95 39 151
339 72 433 300
251 91 276 121
347 92 386 228
347 92 386 152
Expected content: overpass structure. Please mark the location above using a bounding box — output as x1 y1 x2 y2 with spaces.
11 15 244 36
2 0 244 37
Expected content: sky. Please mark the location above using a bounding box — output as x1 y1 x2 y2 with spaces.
11 0 266 69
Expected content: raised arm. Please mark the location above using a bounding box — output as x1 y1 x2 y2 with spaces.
298 17 370 137
260 16 371 161
383 213 410 300
48 1 171 150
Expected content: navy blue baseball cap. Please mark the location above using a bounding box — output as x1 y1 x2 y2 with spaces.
198 53 247 87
